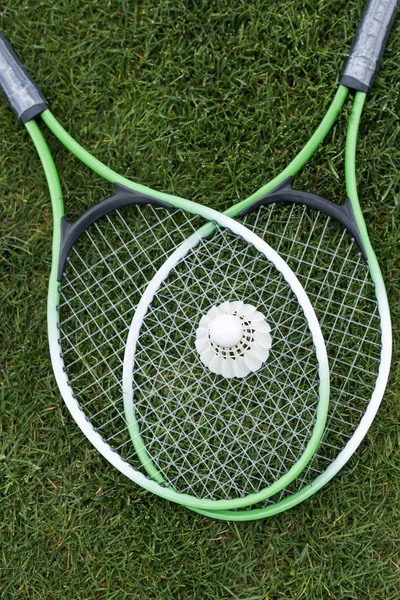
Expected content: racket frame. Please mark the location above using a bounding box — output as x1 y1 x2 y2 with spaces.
24 118 330 511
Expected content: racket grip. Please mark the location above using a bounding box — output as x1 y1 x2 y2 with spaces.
0 32 48 123
340 0 399 92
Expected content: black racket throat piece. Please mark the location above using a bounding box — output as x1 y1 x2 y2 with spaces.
239 177 367 259
57 177 367 283
58 184 173 281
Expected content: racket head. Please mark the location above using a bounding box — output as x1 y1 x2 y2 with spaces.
47 183 330 511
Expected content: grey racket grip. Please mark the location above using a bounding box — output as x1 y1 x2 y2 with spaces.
340 0 399 92
0 32 48 123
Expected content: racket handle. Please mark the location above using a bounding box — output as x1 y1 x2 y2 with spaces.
340 0 399 92
0 32 48 123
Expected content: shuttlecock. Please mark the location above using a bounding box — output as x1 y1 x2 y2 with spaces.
195 301 272 379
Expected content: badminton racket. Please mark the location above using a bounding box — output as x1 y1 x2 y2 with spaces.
182 0 396 519
0 32 330 511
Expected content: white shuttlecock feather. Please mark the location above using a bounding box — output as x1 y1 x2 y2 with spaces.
195 301 272 379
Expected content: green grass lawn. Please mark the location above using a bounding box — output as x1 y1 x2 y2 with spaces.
1 1 399 598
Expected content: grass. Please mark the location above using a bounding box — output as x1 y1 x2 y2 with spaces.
0 0 399 598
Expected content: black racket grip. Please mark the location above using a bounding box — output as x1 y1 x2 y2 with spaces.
0 32 48 123
340 0 399 92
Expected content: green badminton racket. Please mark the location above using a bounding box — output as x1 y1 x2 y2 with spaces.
121 0 396 519
0 33 331 511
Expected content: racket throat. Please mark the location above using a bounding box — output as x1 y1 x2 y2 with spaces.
57 185 173 280
239 177 366 258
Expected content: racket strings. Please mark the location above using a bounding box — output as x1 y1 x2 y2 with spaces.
130 229 322 499
240 202 382 506
58 204 202 454
58 203 324 502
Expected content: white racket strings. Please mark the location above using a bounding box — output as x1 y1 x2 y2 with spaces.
57 205 199 454
238 202 382 505
57 204 324 501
